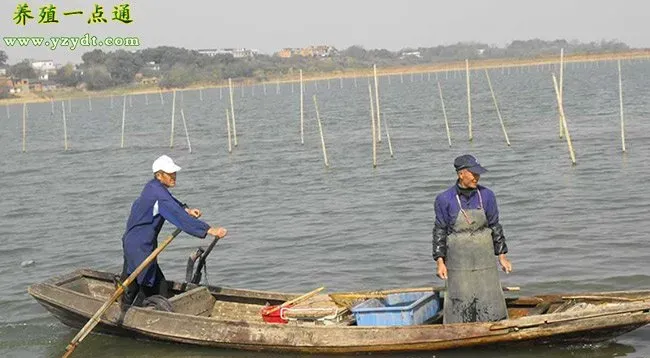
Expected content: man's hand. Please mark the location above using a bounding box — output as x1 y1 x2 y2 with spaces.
499 254 513 273
207 226 227 239
185 208 202 218
436 258 448 280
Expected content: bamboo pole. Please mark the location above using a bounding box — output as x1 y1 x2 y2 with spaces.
300 69 304 145
559 48 565 138
170 90 176 148
373 64 382 142
276 79 280 94
327 79 330 90
5 104 9 119
466 59 473 141
383 114 394 158
120 95 126 148
437 81 452 147
291 82 294 93
51 98 54 114
618 59 626 152
159 90 164 105
199 88 203 101
228 78 238 147
263 82 267 95
88 96 92 111
400 73 404 83
312 95 329 168
225 109 232 153
219 87 223 100
368 81 377 168
388 75 392 85
340 77 343 89
22 103 26 152
484 69 511 146
552 74 576 165
354 77 357 88
62 102 68 151
145 93 149 106
129 95 132 108
180 109 192 153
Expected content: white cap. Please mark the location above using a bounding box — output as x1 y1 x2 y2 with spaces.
152 155 181 173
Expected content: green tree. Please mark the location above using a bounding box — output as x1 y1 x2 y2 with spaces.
9 59 36 79
52 63 80 87
0 50 8 67
83 65 112 90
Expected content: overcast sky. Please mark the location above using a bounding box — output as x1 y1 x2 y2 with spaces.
1 0 648 64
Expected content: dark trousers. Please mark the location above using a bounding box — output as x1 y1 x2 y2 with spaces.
120 259 169 307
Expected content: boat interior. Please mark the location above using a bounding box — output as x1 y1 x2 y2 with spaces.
52 270 650 327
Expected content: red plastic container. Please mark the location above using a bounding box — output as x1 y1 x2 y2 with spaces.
260 305 292 324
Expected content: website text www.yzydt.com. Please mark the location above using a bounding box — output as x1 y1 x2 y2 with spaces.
3 33 140 50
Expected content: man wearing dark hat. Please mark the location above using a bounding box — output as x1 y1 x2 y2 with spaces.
432 154 512 324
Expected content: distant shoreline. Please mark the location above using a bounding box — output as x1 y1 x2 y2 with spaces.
3 49 649 106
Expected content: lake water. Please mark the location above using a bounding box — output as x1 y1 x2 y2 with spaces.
1 60 650 357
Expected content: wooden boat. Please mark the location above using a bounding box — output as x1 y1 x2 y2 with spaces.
28 268 650 354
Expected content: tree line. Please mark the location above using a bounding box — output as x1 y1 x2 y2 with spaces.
0 38 633 93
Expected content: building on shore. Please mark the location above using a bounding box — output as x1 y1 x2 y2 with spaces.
197 48 259 58
277 45 337 58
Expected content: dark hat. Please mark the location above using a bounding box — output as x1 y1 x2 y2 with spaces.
454 154 488 174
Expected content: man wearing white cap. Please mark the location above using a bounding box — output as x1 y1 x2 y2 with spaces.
120 155 227 307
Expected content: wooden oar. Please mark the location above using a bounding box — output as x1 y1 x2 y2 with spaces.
265 286 325 315
62 228 182 358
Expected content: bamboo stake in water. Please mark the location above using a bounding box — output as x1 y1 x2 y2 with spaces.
276 79 280 95
225 109 232 153
170 90 176 148
291 82 294 93
312 95 329 168
383 114 394 157
466 59 473 141
88 96 92 112
199 88 203 101
219 87 223 100
180 109 192 153
437 81 452 147
263 82 267 95
300 69 304 145
145 93 149 106
552 74 576 165
159 90 164 105
373 64 382 142
484 69 511 146
354 77 357 88
618 59 626 152
121 95 127 148
22 103 26 152
62 102 68 151
5 104 9 119
51 98 54 114
339 77 343 89
368 81 377 168
228 78 238 147
559 48 565 138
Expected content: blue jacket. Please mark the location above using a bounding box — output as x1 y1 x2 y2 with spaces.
432 182 508 261
122 179 210 286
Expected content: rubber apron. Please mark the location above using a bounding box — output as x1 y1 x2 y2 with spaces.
443 191 508 324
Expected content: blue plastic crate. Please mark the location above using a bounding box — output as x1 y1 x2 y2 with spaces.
350 291 440 326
